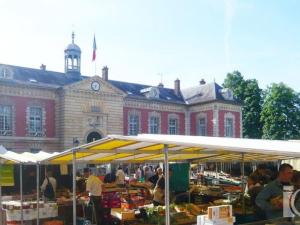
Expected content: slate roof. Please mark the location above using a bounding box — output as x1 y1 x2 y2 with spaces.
181 82 239 105
0 63 239 105
0 64 84 87
108 80 185 104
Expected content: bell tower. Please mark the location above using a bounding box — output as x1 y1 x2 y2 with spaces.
64 32 81 76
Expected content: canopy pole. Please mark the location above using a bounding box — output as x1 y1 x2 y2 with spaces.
20 164 24 225
72 149 77 225
36 163 40 225
277 160 281 170
241 153 245 215
164 144 170 225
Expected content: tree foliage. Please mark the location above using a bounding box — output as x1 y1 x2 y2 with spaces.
223 71 262 138
260 83 300 140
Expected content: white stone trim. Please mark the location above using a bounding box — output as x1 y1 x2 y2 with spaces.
0 84 56 99
124 99 186 113
213 104 219 137
217 103 241 112
189 103 215 112
185 109 190 135
83 128 105 143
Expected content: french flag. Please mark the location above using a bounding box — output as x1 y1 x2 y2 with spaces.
92 35 97 61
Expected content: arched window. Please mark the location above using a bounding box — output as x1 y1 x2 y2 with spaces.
67 57 73 69
87 131 102 143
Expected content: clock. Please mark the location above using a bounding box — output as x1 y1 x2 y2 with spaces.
91 81 100 91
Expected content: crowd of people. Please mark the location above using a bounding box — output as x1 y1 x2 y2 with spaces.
39 165 168 225
39 163 300 224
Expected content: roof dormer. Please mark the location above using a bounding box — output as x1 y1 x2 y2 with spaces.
140 86 160 99
0 66 13 79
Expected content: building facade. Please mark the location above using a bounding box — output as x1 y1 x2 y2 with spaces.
0 35 242 153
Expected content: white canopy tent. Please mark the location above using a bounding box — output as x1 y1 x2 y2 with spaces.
41 134 300 225
0 146 58 225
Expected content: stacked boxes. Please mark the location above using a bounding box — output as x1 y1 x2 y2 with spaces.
197 205 235 225
102 192 121 208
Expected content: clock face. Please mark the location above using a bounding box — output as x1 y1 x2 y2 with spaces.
91 81 100 91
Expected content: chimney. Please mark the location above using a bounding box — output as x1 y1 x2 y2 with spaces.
40 64 46 71
158 82 164 88
199 79 206 85
102 66 108 81
174 78 180 96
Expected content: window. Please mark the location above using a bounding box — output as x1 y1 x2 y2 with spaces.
168 118 178 135
30 149 41 154
29 107 43 136
128 114 139 135
225 117 234 137
149 116 159 134
198 117 207 136
91 106 101 113
0 105 12 136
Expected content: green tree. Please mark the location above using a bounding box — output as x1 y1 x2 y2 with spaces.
223 71 246 101
261 83 300 140
223 71 263 138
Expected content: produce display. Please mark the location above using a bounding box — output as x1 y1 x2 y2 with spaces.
129 203 207 225
2 201 58 221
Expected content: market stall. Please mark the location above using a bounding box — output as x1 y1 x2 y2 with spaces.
0 146 58 225
41 134 300 225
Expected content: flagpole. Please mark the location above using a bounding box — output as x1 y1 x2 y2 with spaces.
93 34 97 75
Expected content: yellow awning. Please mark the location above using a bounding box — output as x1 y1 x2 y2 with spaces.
41 134 300 164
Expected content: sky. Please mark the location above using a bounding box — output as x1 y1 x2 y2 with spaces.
0 0 300 91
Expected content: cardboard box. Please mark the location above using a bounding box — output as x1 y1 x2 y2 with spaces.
111 209 135 220
197 215 235 225
207 205 232 220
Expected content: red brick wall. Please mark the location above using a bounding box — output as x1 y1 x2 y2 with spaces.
123 107 185 135
190 110 214 136
219 110 241 137
0 96 55 137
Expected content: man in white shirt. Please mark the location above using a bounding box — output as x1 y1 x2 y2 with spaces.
135 166 142 181
83 168 103 225
41 171 57 201
115 166 125 186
